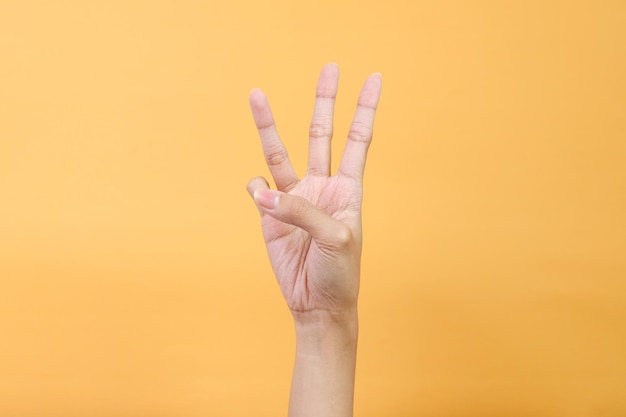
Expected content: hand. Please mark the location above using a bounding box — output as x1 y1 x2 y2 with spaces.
247 63 382 320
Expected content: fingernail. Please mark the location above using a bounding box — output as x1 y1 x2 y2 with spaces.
254 189 279 210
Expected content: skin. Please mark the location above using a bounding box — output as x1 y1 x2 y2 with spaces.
246 63 382 417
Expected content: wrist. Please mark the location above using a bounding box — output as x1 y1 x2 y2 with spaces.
292 307 358 329
292 308 358 351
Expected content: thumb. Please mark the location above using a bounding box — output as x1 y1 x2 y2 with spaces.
251 188 352 249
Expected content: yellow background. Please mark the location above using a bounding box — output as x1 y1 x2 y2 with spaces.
1 1 625 416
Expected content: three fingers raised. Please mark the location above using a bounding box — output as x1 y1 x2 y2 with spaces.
247 65 382 241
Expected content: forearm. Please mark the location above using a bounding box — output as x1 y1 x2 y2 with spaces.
288 309 359 417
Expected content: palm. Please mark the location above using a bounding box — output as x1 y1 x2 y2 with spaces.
248 64 381 314
260 175 361 311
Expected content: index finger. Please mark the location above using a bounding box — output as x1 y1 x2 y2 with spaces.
249 89 299 192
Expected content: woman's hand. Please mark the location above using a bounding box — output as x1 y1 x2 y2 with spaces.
247 63 382 417
246 63 382 320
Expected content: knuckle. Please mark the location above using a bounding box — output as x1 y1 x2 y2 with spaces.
307 166 327 176
332 225 353 248
265 148 288 166
309 121 332 140
347 122 372 143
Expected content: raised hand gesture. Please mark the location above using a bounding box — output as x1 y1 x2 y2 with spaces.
247 63 382 320
247 63 382 417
